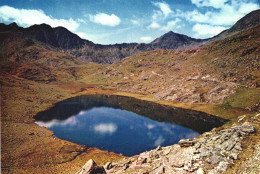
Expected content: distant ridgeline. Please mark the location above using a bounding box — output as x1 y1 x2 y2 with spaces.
0 9 259 64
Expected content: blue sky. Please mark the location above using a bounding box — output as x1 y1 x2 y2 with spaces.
0 0 259 44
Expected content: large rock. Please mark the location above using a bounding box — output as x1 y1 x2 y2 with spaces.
239 122 256 134
76 159 106 174
178 139 196 147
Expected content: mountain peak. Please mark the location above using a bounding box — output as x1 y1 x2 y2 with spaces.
229 9 260 33
165 31 175 35
160 31 182 38
28 23 53 30
24 23 87 49
151 31 203 49
8 22 19 28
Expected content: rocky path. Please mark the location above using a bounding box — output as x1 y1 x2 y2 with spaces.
77 113 259 174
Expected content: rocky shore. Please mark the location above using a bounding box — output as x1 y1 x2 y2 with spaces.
77 113 259 174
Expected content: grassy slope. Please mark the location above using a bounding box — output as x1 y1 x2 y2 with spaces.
1 24 259 173
98 25 260 110
1 72 124 174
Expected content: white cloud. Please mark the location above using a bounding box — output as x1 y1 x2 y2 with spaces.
148 22 160 29
94 123 118 135
185 10 210 23
192 23 227 38
238 2 260 14
152 10 163 21
161 18 181 31
149 1 179 31
140 36 153 42
77 18 86 23
152 2 172 17
186 0 260 26
0 5 80 31
89 13 120 27
76 32 89 40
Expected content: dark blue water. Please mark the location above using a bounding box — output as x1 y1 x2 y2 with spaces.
35 95 227 156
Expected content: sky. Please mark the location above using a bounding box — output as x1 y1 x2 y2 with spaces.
0 0 259 44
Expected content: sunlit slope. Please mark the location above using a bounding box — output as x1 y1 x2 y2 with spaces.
101 24 260 108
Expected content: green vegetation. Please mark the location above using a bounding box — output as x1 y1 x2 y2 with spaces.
223 88 260 108
1 14 260 174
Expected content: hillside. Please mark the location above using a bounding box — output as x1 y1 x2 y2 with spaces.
77 24 259 108
212 9 260 40
1 9 259 106
1 9 260 174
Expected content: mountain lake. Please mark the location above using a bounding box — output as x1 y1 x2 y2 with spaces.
34 95 227 156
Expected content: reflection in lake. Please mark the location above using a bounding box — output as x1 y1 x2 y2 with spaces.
35 95 227 156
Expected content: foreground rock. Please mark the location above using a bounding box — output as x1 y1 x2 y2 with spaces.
76 159 106 174
78 114 258 174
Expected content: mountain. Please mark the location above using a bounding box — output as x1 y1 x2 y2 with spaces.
212 9 260 40
0 23 204 64
151 31 204 49
25 23 90 49
0 23 83 66
1 9 260 64
1 9 260 174
229 9 260 33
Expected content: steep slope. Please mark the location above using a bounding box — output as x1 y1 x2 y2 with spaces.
25 24 91 49
229 9 260 33
101 24 260 106
213 9 260 40
0 23 83 67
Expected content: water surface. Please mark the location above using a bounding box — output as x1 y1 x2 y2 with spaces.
35 95 227 156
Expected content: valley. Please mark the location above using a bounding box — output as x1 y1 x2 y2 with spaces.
1 9 260 174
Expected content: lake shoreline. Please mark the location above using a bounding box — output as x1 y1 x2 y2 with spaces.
1 73 257 173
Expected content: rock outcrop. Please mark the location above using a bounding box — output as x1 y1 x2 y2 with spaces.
78 114 258 174
76 159 106 174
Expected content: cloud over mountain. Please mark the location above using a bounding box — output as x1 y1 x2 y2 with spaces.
89 13 120 27
152 1 172 17
0 5 80 32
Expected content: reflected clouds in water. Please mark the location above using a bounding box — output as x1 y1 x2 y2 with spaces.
94 123 118 135
34 95 227 156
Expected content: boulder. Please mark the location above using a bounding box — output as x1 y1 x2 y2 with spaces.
239 122 256 134
178 139 196 147
76 159 106 174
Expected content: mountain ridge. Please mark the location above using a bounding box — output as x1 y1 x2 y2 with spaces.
0 22 204 64
1 9 260 174
1 9 260 64
150 31 205 49
212 9 260 40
